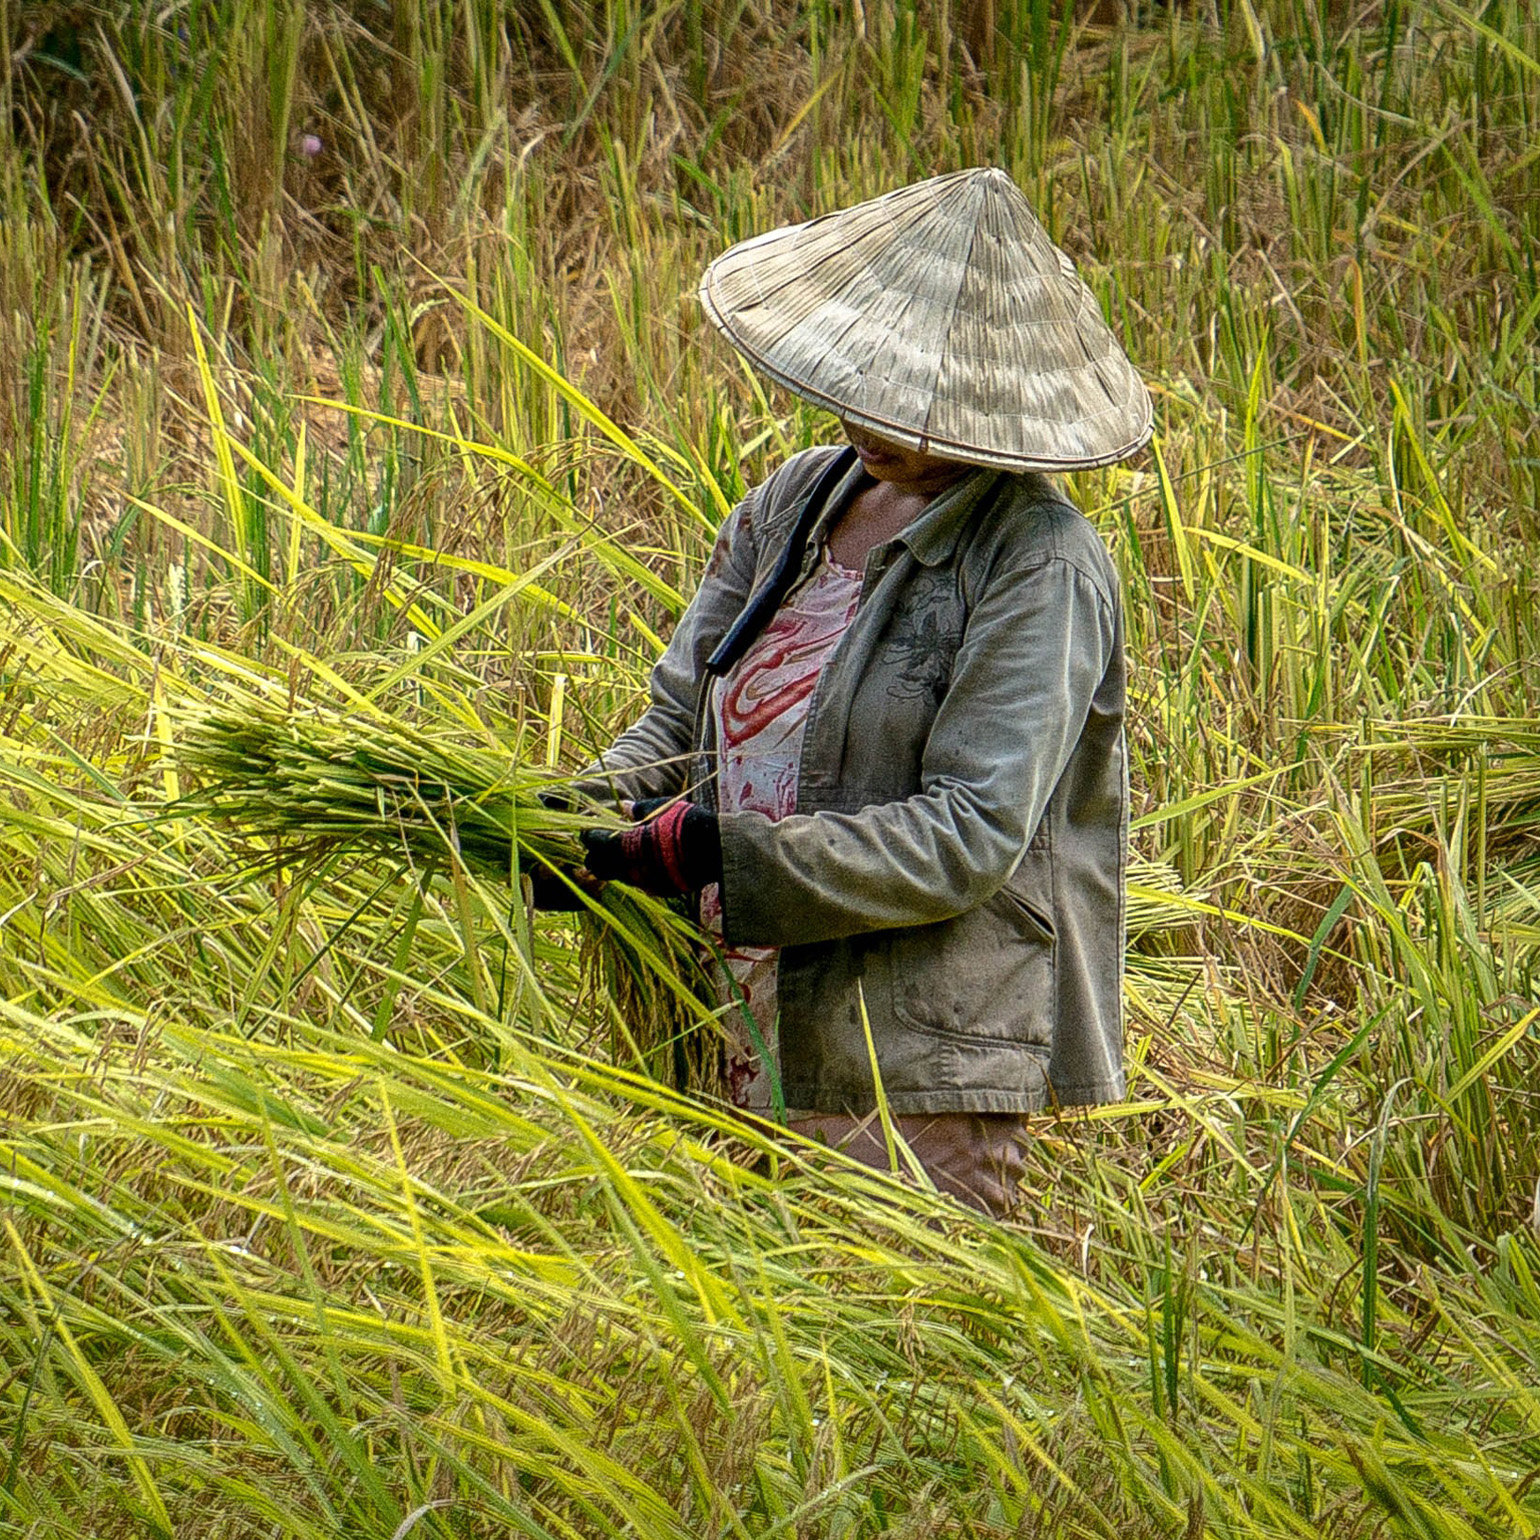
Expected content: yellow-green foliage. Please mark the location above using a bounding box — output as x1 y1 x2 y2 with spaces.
1 3 1538 1537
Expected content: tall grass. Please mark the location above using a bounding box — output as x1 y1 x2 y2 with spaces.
2 1 1538 1535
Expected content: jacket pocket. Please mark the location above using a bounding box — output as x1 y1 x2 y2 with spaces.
887 885 1056 1047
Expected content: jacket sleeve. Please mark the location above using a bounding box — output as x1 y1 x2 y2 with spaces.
573 482 765 807
717 550 1118 946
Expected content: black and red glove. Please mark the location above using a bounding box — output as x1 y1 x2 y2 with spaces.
580 798 722 897
517 788 595 910
520 861 596 911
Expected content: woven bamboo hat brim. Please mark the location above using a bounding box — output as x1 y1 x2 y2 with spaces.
699 167 1152 471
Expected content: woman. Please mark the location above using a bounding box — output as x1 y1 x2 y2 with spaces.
575 168 1151 1216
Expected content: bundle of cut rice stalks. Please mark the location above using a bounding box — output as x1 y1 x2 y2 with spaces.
177 698 723 1093
181 704 588 879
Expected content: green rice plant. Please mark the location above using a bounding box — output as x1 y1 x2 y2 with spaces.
0 251 112 597
0 556 713 1088
1 991 1537 1540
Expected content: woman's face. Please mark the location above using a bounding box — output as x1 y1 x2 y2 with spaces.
840 421 969 494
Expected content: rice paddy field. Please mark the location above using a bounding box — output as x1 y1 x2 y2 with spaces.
2 1 1539 1535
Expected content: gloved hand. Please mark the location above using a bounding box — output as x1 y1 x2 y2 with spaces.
520 789 599 909
580 798 722 897
520 860 596 911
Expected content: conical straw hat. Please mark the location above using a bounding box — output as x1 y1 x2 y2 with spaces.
698 167 1152 471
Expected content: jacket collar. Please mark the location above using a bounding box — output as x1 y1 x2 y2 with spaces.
895 466 1005 567
802 457 1005 572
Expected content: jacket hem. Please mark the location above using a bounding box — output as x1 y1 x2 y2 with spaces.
780 1085 1049 1116
778 1079 1125 1116
1047 1078 1126 1105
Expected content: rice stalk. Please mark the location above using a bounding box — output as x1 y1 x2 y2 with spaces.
174 693 718 1088
177 700 586 879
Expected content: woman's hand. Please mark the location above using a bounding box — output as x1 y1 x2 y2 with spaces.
580 798 722 897
521 861 606 911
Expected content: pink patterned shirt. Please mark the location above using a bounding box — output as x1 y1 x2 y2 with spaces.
700 548 864 1108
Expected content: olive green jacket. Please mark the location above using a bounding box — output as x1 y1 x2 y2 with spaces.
586 447 1127 1114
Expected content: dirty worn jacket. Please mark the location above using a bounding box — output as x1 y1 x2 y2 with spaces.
586 447 1127 1114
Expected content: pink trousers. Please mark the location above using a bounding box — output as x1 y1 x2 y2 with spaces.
784 1111 1029 1217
